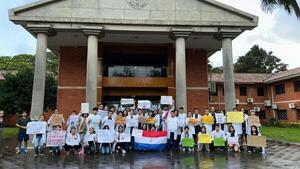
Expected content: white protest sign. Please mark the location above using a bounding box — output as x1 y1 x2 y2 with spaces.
46 131 66 147
68 134 80 146
118 133 131 143
215 113 225 124
160 96 173 105
132 128 143 137
69 115 79 126
138 100 152 109
26 121 47 134
227 137 239 145
98 110 108 118
81 103 89 113
121 98 135 105
127 117 138 127
103 119 115 130
97 129 115 143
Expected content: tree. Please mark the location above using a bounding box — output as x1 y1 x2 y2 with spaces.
261 0 300 19
234 45 288 73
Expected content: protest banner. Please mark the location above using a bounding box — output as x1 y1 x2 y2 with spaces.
215 113 225 124
98 110 108 119
188 118 199 125
116 117 126 125
213 138 225 147
226 112 244 123
97 129 115 143
202 115 214 124
26 121 47 134
248 116 261 127
46 131 66 147
138 100 152 109
181 138 194 148
132 128 143 137
81 103 89 113
160 96 173 105
247 136 267 147
227 137 239 145
51 114 64 126
121 98 135 105
198 134 212 144
117 133 131 143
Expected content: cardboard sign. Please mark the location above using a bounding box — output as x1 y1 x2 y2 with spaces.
121 98 135 105
132 128 143 137
248 116 261 127
51 114 64 126
198 134 212 144
189 118 199 125
138 116 147 123
213 138 225 147
98 110 108 118
202 115 214 124
247 136 267 147
215 113 225 124
26 121 47 134
127 117 138 127
182 138 194 148
97 129 115 143
226 112 244 123
227 137 239 145
138 100 152 109
81 103 89 113
160 96 173 105
46 131 66 147
117 133 131 143
116 117 126 125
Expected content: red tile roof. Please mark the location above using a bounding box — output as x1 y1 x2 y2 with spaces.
209 73 270 84
263 67 300 83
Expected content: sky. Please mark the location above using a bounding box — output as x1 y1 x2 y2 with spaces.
0 0 300 69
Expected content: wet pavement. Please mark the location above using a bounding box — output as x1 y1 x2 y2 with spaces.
0 139 300 169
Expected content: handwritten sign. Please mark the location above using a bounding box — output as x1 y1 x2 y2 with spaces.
132 128 143 137
138 100 152 109
46 131 66 147
160 96 173 105
26 121 47 134
226 112 244 123
81 103 89 113
121 98 135 105
189 118 199 125
116 117 126 125
227 137 239 145
117 133 131 143
98 110 108 118
69 115 79 126
215 113 225 124
247 136 267 147
51 114 64 126
248 116 261 127
198 134 212 144
127 117 138 127
103 119 114 130
97 129 115 143
202 115 214 124
213 138 225 147
182 138 194 148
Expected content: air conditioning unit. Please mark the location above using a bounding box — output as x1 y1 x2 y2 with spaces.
264 100 272 107
272 104 278 109
288 103 297 109
247 98 254 103
235 99 240 105
254 107 261 112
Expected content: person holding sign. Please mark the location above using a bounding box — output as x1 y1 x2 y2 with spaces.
247 110 261 134
16 111 31 154
229 108 244 139
202 110 214 134
88 107 103 133
114 125 129 154
247 125 265 154
48 125 64 155
79 112 89 142
47 109 65 131
211 125 226 150
64 127 81 155
66 110 80 133
166 111 179 150
197 126 211 152
185 112 196 142
102 111 115 131
179 126 194 152
83 127 97 155
161 97 175 131
100 125 113 154
226 126 240 152
115 112 126 131
192 108 202 141
32 114 47 156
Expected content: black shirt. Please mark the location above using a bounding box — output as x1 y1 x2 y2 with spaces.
17 117 31 133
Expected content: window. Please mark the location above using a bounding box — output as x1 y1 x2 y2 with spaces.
240 86 247 96
297 109 300 120
257 87 265 96
211 85 218 96
294 81 300 92
277 109 288 120
256 110 266 119
275 84 285 95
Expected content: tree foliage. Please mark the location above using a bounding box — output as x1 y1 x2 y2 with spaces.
261 0 300 19
234 45 288 73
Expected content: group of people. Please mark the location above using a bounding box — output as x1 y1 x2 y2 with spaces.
13 102 265 156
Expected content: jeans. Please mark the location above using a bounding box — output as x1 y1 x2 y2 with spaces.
34 136 44 154
101 144 111 154
168 132 176 150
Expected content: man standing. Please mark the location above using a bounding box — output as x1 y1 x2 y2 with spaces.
0 110 4 158
16 111 31 154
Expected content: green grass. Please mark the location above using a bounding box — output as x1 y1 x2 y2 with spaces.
2 127 18 139
261 126 300 143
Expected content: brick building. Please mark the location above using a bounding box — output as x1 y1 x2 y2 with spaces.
209 67 300 124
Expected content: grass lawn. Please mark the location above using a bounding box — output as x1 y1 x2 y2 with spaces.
2 127 18 139
261 126 300 143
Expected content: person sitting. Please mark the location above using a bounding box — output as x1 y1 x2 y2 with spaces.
179 126 194 152
247 125 266 154
226 126 240 152
64 127 81 155
197 126 210 152
211 125 226 151
83 127 97 155
100 125 112 154
50 125 63 155
114 125 128 154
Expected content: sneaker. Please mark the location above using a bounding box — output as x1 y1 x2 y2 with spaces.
188 148 192 152
122 150 126 154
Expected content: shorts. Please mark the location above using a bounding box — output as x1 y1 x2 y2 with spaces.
18 132 29 142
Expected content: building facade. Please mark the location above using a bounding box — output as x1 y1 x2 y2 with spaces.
9 0 258 119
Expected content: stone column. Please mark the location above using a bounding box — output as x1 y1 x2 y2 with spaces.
172 31 190 110
29 25 54 120
82 26 103 110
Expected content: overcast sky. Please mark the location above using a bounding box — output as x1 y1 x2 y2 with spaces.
1 0 299 69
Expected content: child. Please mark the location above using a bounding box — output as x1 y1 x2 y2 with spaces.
114 125 128 154
83 127 97 155
166 111 179 150
179 126 194 152
64 127 81 155
197 126 210 152
32 114 47 156
226 126 240 152
16 111 31 154
100 125 112 154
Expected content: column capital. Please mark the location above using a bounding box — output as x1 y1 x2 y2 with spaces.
214 28 241 40
27 24 56 36
81 25 104 38
170 27 192 40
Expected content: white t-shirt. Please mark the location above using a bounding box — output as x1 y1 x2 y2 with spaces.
66 133 81 146
166 117 179 132
178 113 187 127
211 130 226 140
